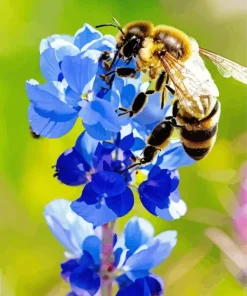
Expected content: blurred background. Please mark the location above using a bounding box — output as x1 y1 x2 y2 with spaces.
0 0 246 295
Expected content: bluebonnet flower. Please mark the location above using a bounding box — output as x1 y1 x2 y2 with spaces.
26 23 135 140
138 165 187 221
44 199 176 296
54 128 187 226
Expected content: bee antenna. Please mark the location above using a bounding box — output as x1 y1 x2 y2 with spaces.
96 21 125 36
112 17 121 27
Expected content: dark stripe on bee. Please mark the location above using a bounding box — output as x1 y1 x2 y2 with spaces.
183 146 210 160
181 125 217 142
116 67 136 78
181 101 219 124
132 92 147 113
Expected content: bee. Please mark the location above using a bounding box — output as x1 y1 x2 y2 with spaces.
97 18 247 163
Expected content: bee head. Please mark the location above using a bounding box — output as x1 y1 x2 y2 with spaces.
116 21 154 58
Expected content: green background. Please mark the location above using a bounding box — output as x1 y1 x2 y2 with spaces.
0 0 246 295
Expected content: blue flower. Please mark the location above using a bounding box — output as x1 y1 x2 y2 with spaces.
114 217 177 284
138 166 187 220
71 171 134 227
44 199 102 295
44 201 176 296
27 23 142 140
116 275 164 296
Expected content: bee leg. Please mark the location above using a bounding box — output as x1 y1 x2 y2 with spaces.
115 107 128 112
127 162 141 170
160 87 167 109
165 85 175 96
118 110 134 117
125 57 133 65
172 99 180 117
108 48 121 70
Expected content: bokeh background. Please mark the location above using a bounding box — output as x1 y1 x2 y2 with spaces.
0 0 247 295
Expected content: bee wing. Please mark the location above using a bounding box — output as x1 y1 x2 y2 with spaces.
160 52 216 118
199 48 247 84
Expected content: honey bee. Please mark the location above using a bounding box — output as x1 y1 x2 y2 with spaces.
97 18 247 163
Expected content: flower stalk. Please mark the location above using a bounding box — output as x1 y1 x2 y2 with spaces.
101 222 116 296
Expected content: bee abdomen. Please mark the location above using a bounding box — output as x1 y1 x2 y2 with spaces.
181 125 218 160
181 125 217 142
182 146 211 160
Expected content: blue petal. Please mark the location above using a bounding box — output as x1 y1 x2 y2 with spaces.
44 199 94 256
54 41 80 61
117 275 163 296
61 259 79 281
105 187 134 217
28 104 77 138
70 267 100 296
74 24 102 50
138 179 171 209
40 34 74 53
120 84 136 108
119 133 135 151
82 34 116 52
92 142 114 171
92 171 126 197
134 92 170 126
71 199 118 227
27 80 78 138
123 239 173 280
79 183 101 205
145 275 164 296
156 190 187 220
82 236 101 266
156 140 195 170
55 148 88 186
78 251 97 271
75 131 99 167
84 122 114 141
61 51 99 95
124 217 154 255
117 278 150 296
40 48 61 81
132 137 146 151
81 99 121 132
65 87 81 108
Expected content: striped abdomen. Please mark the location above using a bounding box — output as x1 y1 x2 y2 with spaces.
178 101 221 160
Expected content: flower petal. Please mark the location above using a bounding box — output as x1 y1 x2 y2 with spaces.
40 48 61 81
74 24 102 50
75 131 99 167
71 199 118 227
156 140 195 170
55 148 89 186
81 34 116 52
105 187 134 217
81 99 121 132
61 51 99 95
124 217 154 255
82 236 102 266
83 122 114 141
44 199 94 256
70 266 100 296
123 233 176 280
61 259 79 281
26 80 78 138
156 191 187 220
92 171 126 197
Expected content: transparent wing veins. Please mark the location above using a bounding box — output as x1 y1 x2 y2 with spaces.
199 48 247 84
